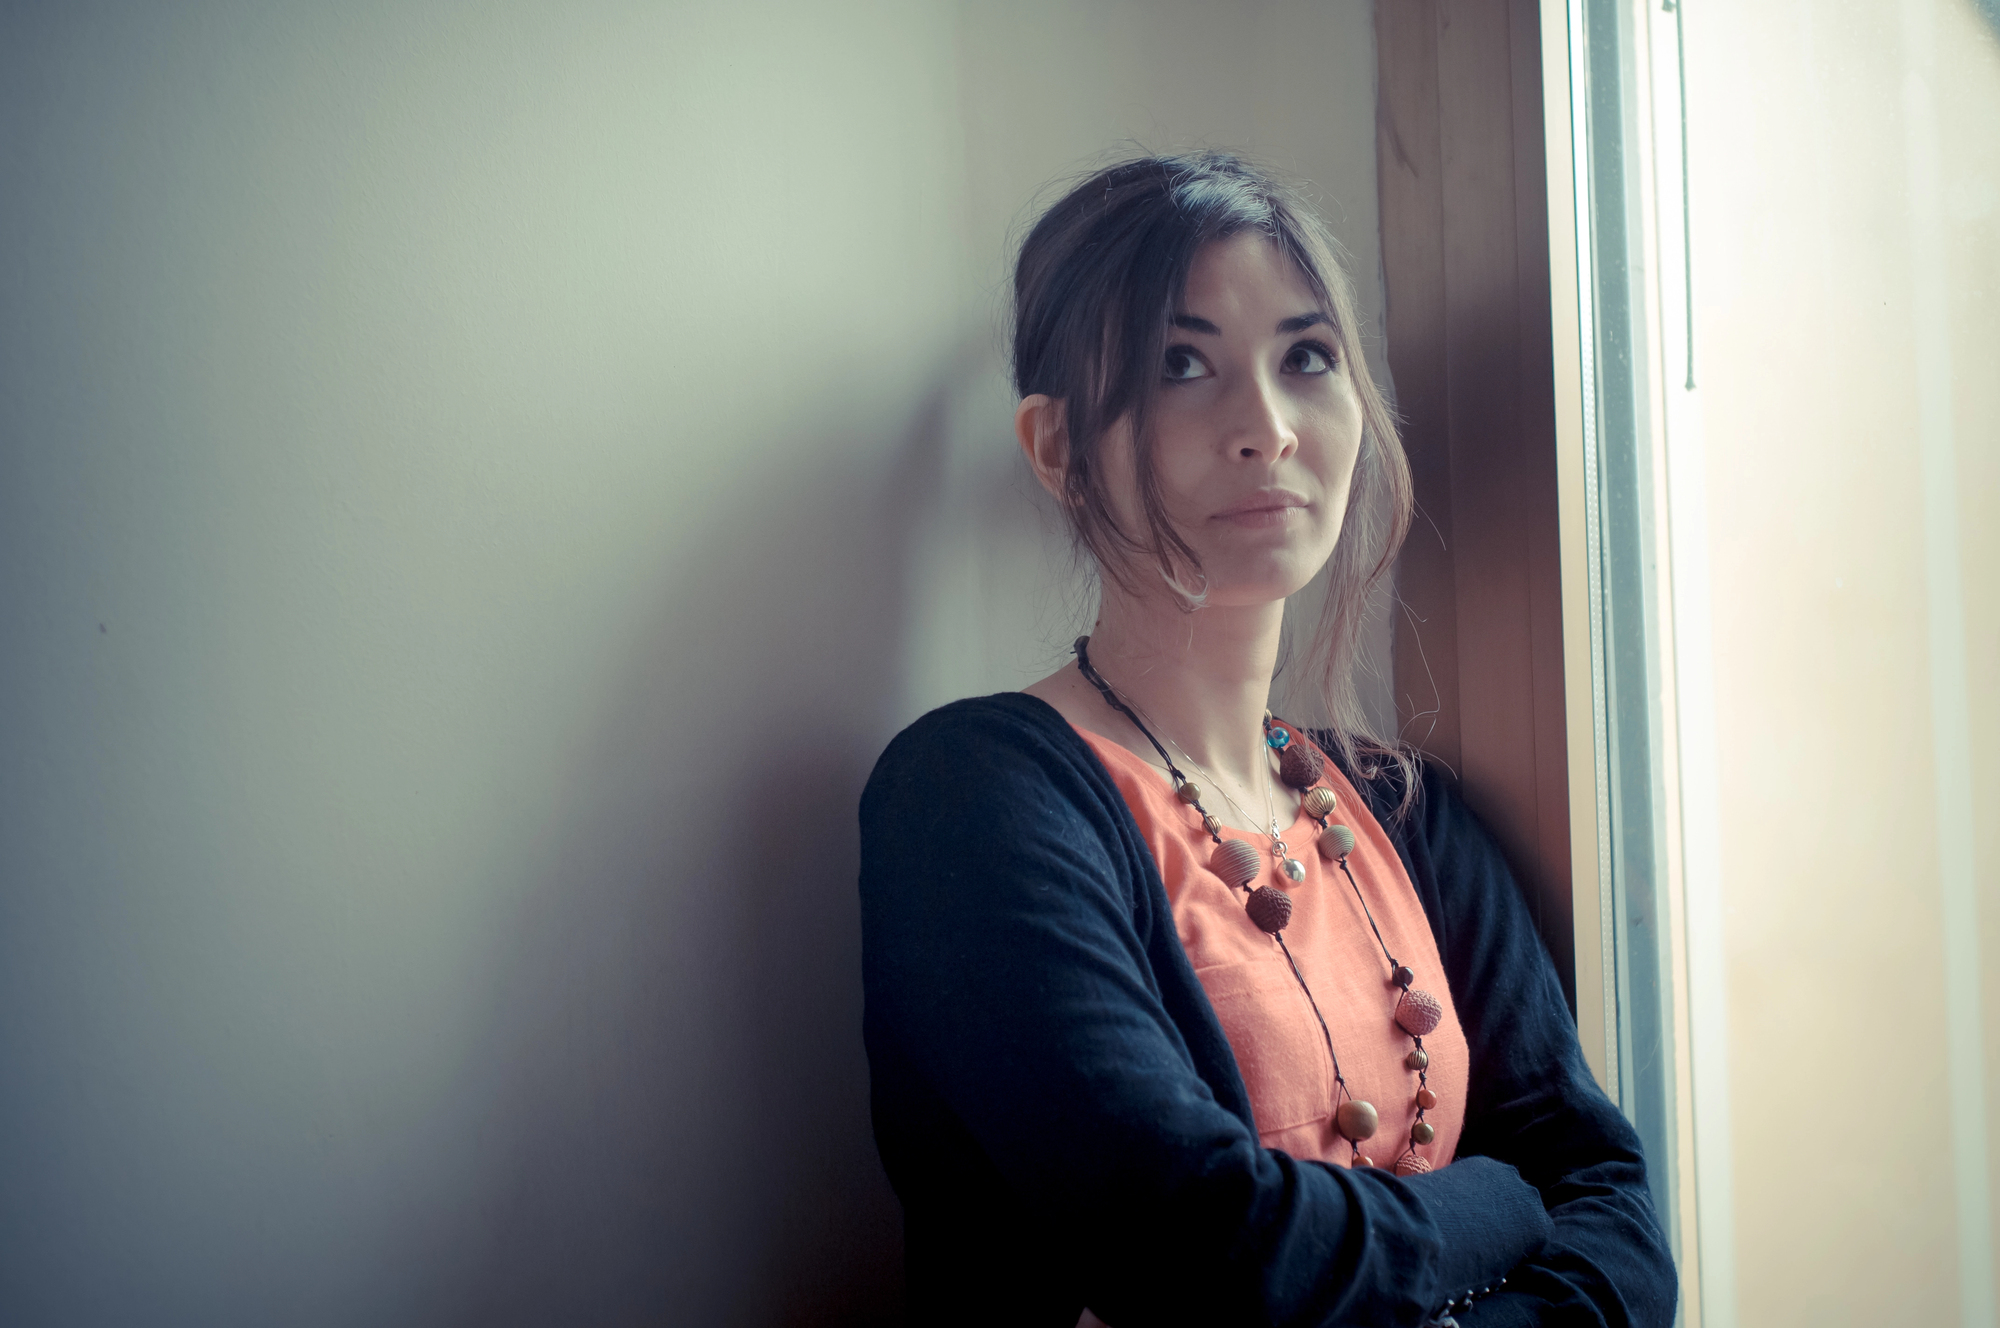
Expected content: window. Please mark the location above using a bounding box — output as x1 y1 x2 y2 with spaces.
1552 2 2000 1323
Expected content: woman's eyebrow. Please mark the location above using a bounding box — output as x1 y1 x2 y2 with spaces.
1167 311 1331 335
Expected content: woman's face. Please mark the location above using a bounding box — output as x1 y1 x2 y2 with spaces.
1103 234 1365 608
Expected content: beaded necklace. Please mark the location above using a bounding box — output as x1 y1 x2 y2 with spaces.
1150 722 1302 887
1073 636 1442 1174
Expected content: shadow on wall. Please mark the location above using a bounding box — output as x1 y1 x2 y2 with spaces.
442 379 972 1325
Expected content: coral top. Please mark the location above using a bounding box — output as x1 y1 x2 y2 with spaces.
1072 726 1468 1171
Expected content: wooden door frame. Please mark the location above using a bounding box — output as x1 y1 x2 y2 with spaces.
1375 0 1606 1084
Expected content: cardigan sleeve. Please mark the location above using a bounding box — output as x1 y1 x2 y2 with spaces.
861 699 1553 1327
1386 760 1678 1327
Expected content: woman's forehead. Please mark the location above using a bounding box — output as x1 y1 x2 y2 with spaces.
1178 235 1324 329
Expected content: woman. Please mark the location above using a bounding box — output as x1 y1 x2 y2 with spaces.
859 153 1675 1327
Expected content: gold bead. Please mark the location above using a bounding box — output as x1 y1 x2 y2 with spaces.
1302 787 1338 819
1405 1047 1429 1071
1202 813 1222 836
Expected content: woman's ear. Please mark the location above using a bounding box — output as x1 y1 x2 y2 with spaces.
1015 394 1070 503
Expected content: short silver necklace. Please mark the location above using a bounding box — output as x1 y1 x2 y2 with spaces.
1153 728 1305 883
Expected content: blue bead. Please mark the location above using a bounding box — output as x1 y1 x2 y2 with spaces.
1266 728 1291 750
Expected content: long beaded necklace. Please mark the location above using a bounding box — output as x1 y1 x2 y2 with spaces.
1073 636 1443 1174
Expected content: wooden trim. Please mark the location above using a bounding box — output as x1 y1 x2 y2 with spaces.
1376 0 1457 767
1377 0 1582 1018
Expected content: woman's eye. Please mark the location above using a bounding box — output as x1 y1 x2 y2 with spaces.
1283 342 1335 374
1163 347 1212 381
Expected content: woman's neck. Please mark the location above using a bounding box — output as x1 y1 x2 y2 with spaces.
1079 588 1285 793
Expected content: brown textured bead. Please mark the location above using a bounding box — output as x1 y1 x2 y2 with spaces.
1302 786 1338 820
1176 781 1203 805
1405 1047 1429 1071
1395 988 1444 1037
1202 813 1222 837
1210 839 1263 888
1335 1099 1380 1142
1416 1087 1438 1111
1411 1120 1436 1146
1317 823 1356 860
1391 964 1415 989
1278 742 1325 789
1245 885 1293 933
1394 1153 1433 1176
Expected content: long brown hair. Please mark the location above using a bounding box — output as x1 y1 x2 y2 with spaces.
1011 151 1417 808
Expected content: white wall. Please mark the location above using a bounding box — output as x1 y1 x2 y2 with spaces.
0 3 1381 1322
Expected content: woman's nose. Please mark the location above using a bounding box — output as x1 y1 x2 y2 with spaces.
1223 373 1299 461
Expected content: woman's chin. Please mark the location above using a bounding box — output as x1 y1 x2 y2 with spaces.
1191 560 1327 609
1189 526 1338 597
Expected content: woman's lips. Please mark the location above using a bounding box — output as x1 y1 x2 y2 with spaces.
1212 491 1309 528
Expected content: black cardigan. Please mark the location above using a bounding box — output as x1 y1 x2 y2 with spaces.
859 694 1675 1326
